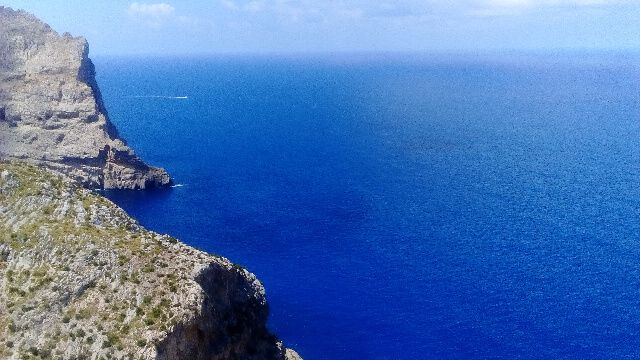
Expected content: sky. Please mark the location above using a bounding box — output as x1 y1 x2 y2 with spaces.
2 0 640 55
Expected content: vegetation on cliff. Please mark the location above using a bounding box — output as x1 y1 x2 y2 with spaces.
0 162 298 359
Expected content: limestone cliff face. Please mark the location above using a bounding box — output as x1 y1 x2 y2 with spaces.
0 162 301 359
0 7 171 189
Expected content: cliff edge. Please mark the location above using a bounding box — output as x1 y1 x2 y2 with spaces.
0 7 171 190
0 6 302 360
0 162 300 359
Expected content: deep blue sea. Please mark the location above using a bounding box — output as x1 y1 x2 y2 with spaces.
96 53 640 359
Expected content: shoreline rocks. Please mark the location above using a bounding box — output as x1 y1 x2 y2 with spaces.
0 6 302 360
0 161 299 359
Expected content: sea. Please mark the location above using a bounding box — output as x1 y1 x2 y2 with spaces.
96 53 640 359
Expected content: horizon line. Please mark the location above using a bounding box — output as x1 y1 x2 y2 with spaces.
91 48 640 58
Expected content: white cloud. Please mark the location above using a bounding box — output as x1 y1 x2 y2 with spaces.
469 0 621 16
486 0 531 7
218 0 629 23
128 2 176 27
482 0 623 9
220 0 364 23
221 0 267 13
221 0 240 11
128 2 175 17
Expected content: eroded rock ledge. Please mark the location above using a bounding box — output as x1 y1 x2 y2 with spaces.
0 162 300 359
0 6 171 189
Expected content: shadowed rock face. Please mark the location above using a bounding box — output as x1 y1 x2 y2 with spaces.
156 263 284 360
0 6 172 189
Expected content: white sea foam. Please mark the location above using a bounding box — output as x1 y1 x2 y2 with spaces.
171 184 186 188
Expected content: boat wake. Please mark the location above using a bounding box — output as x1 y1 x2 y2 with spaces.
129 96 188 99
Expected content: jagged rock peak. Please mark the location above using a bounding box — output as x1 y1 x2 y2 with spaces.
0 6 172 189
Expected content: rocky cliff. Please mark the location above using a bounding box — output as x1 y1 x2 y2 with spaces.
0 7 171 190
0 6 302 360
0 161 300 359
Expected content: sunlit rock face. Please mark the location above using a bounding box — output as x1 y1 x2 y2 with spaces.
0 6 171 189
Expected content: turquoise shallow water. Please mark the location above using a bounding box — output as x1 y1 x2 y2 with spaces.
97 53 640 359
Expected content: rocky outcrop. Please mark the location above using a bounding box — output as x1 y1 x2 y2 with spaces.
0 7 171 189
0 161 300 359
0 6 303 360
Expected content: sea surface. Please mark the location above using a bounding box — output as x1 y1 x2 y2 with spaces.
96 53 640 359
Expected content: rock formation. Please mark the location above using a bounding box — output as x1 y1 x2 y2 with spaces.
0 162 300 359
0 7 171 190
0 6 302 360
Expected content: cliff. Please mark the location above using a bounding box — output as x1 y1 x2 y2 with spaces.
0 161 300 359
0 6 302 360
0 7 171 190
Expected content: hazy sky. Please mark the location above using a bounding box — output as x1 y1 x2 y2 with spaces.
3 0 640 55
